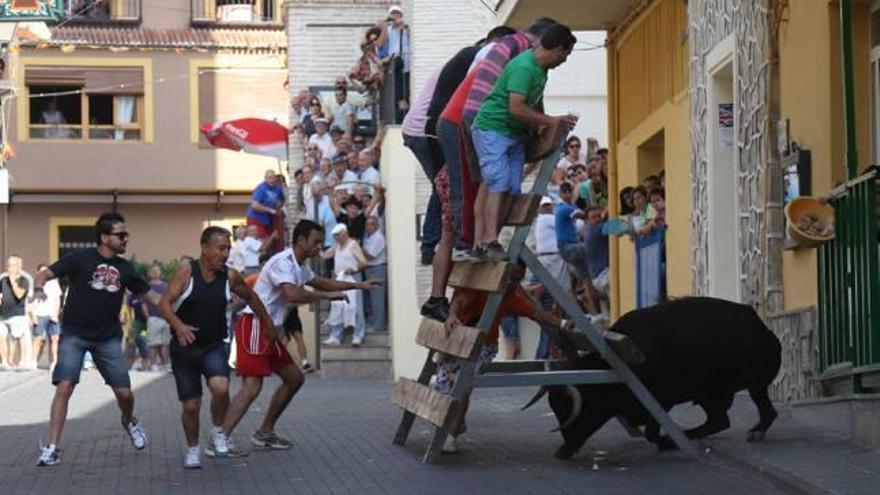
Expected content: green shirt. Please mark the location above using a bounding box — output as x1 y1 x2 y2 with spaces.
474 50 547 138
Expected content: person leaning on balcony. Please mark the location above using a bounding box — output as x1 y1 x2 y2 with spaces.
376 5 411 120
246 169 285 240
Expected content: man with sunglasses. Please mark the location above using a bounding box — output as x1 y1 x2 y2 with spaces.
33 212 162 466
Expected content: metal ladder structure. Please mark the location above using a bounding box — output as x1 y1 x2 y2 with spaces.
391 151 699 463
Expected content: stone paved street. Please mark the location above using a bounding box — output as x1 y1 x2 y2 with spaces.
0 370 794 495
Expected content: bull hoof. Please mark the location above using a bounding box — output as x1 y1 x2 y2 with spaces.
747 430 766 442
554 445 575 460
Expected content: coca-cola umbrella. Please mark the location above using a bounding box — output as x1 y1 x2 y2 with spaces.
200 118 288 161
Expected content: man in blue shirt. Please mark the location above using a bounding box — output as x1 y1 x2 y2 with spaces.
246 170 285 239
554 182 589 293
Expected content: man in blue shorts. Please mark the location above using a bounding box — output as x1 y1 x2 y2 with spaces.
33 212 163 466
469 24 577 261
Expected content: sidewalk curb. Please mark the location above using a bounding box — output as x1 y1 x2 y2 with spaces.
708 445 832 495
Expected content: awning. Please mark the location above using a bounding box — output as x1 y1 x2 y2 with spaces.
497 0 639 31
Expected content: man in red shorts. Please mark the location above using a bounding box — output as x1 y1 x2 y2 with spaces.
215 220 380 454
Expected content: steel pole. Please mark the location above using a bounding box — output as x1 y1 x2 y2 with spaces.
840 0 859 180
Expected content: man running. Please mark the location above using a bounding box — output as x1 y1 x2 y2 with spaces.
215 219 380 454
34 212 160 466
159 226 279 469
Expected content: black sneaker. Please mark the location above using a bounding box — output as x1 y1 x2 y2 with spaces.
484 242 508 262
421 297 450 322
421 250 435 266
455 245 485 263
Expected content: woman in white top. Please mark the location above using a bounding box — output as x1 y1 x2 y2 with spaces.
321 224 369 346
556 135 586 170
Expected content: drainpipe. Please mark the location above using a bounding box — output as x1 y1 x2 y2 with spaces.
840 0 859 180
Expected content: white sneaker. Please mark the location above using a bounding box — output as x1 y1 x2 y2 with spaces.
210 427 229 457
323 336 341 346
351 336 363 347
183 446 201 469
125 419 148 450
442 435 459 454
36 445 60 466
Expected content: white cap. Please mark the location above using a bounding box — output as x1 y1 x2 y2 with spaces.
540 196 553 206
331 223 348 235
388 5 403 15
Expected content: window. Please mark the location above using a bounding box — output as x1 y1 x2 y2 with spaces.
26 66 144 141
197 68 287 146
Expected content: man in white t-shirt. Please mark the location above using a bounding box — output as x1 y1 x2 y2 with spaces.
308 119 336 158
534 196 568 289
242 225 262 275
354 150 381 187
31 263 62 370
226 227 247 273
217 220 380 454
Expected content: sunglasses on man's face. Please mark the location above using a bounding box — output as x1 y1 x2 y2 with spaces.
108 232 130 240
354 141 365 145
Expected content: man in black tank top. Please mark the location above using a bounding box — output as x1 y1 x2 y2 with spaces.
159 226 277 469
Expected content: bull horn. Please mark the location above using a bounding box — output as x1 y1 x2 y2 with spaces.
552 385 583 432
521 386 548 411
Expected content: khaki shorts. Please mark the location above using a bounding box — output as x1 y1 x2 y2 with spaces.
146 316 171 346
0 316 30 339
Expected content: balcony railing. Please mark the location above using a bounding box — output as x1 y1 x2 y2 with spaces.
817 169 880 390
191 0 283 26
62 0 141 23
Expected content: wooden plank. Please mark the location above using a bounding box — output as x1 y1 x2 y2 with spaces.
448 261 510 292
392 378 459 428
504 194 541 226
415 318 483 359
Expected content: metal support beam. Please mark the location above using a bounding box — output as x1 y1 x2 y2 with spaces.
474 370 621 388
840 0 859 180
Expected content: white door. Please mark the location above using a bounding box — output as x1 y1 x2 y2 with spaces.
706 41 740 302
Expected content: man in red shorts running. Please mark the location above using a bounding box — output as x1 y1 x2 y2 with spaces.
215 220 380 454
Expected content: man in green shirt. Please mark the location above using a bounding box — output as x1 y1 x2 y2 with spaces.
469 24 578 261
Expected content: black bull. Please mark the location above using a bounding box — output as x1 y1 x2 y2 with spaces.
535 297 782 460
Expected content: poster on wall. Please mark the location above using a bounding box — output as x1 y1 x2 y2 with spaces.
718 103 734 148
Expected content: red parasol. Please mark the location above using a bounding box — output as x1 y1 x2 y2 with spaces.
200 118 288 160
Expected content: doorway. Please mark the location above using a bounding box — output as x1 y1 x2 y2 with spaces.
706 37 740 302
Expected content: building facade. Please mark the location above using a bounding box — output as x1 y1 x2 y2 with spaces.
1 0 287 269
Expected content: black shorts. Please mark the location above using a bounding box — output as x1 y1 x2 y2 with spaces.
170 342 230 402
283 306 303 336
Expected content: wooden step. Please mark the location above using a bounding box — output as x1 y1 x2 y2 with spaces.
391 378 460 428
415 318 483 359
504 194 541 226
448 260 510 292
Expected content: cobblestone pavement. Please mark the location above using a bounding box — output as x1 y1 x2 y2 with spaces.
0 370 793 495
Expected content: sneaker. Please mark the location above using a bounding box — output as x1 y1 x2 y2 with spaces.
420 297 450 322
183 446 201 469
250 430 293 450
351 336 363 347
125 419 148 450
483 242 508 262
205 437 249 458
451 248 471 260
454 245 485 262
441 435 459 454
36 445 60 466
302 360 315 374
210 427 229 457
323 336 341 346
421 250 435 266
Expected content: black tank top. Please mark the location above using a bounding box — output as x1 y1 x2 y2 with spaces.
174 260 230 346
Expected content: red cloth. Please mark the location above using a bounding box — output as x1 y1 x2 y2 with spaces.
452 285 535 347
440 69 480 125
234 313 294 377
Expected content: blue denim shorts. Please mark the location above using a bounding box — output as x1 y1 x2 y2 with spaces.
33 316 60 338
53 333 131 388
170 342 230 401
471 128 525 194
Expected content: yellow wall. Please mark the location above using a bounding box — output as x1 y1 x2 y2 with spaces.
609 0 691 315
614 96 691 314
778 0 872 311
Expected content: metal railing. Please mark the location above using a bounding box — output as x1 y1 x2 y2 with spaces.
190 0 282 25
62 0 140 23
817 169 880 388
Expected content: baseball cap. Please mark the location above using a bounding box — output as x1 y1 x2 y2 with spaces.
331 224 348 235
540 196 553 206
388 5 403 15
